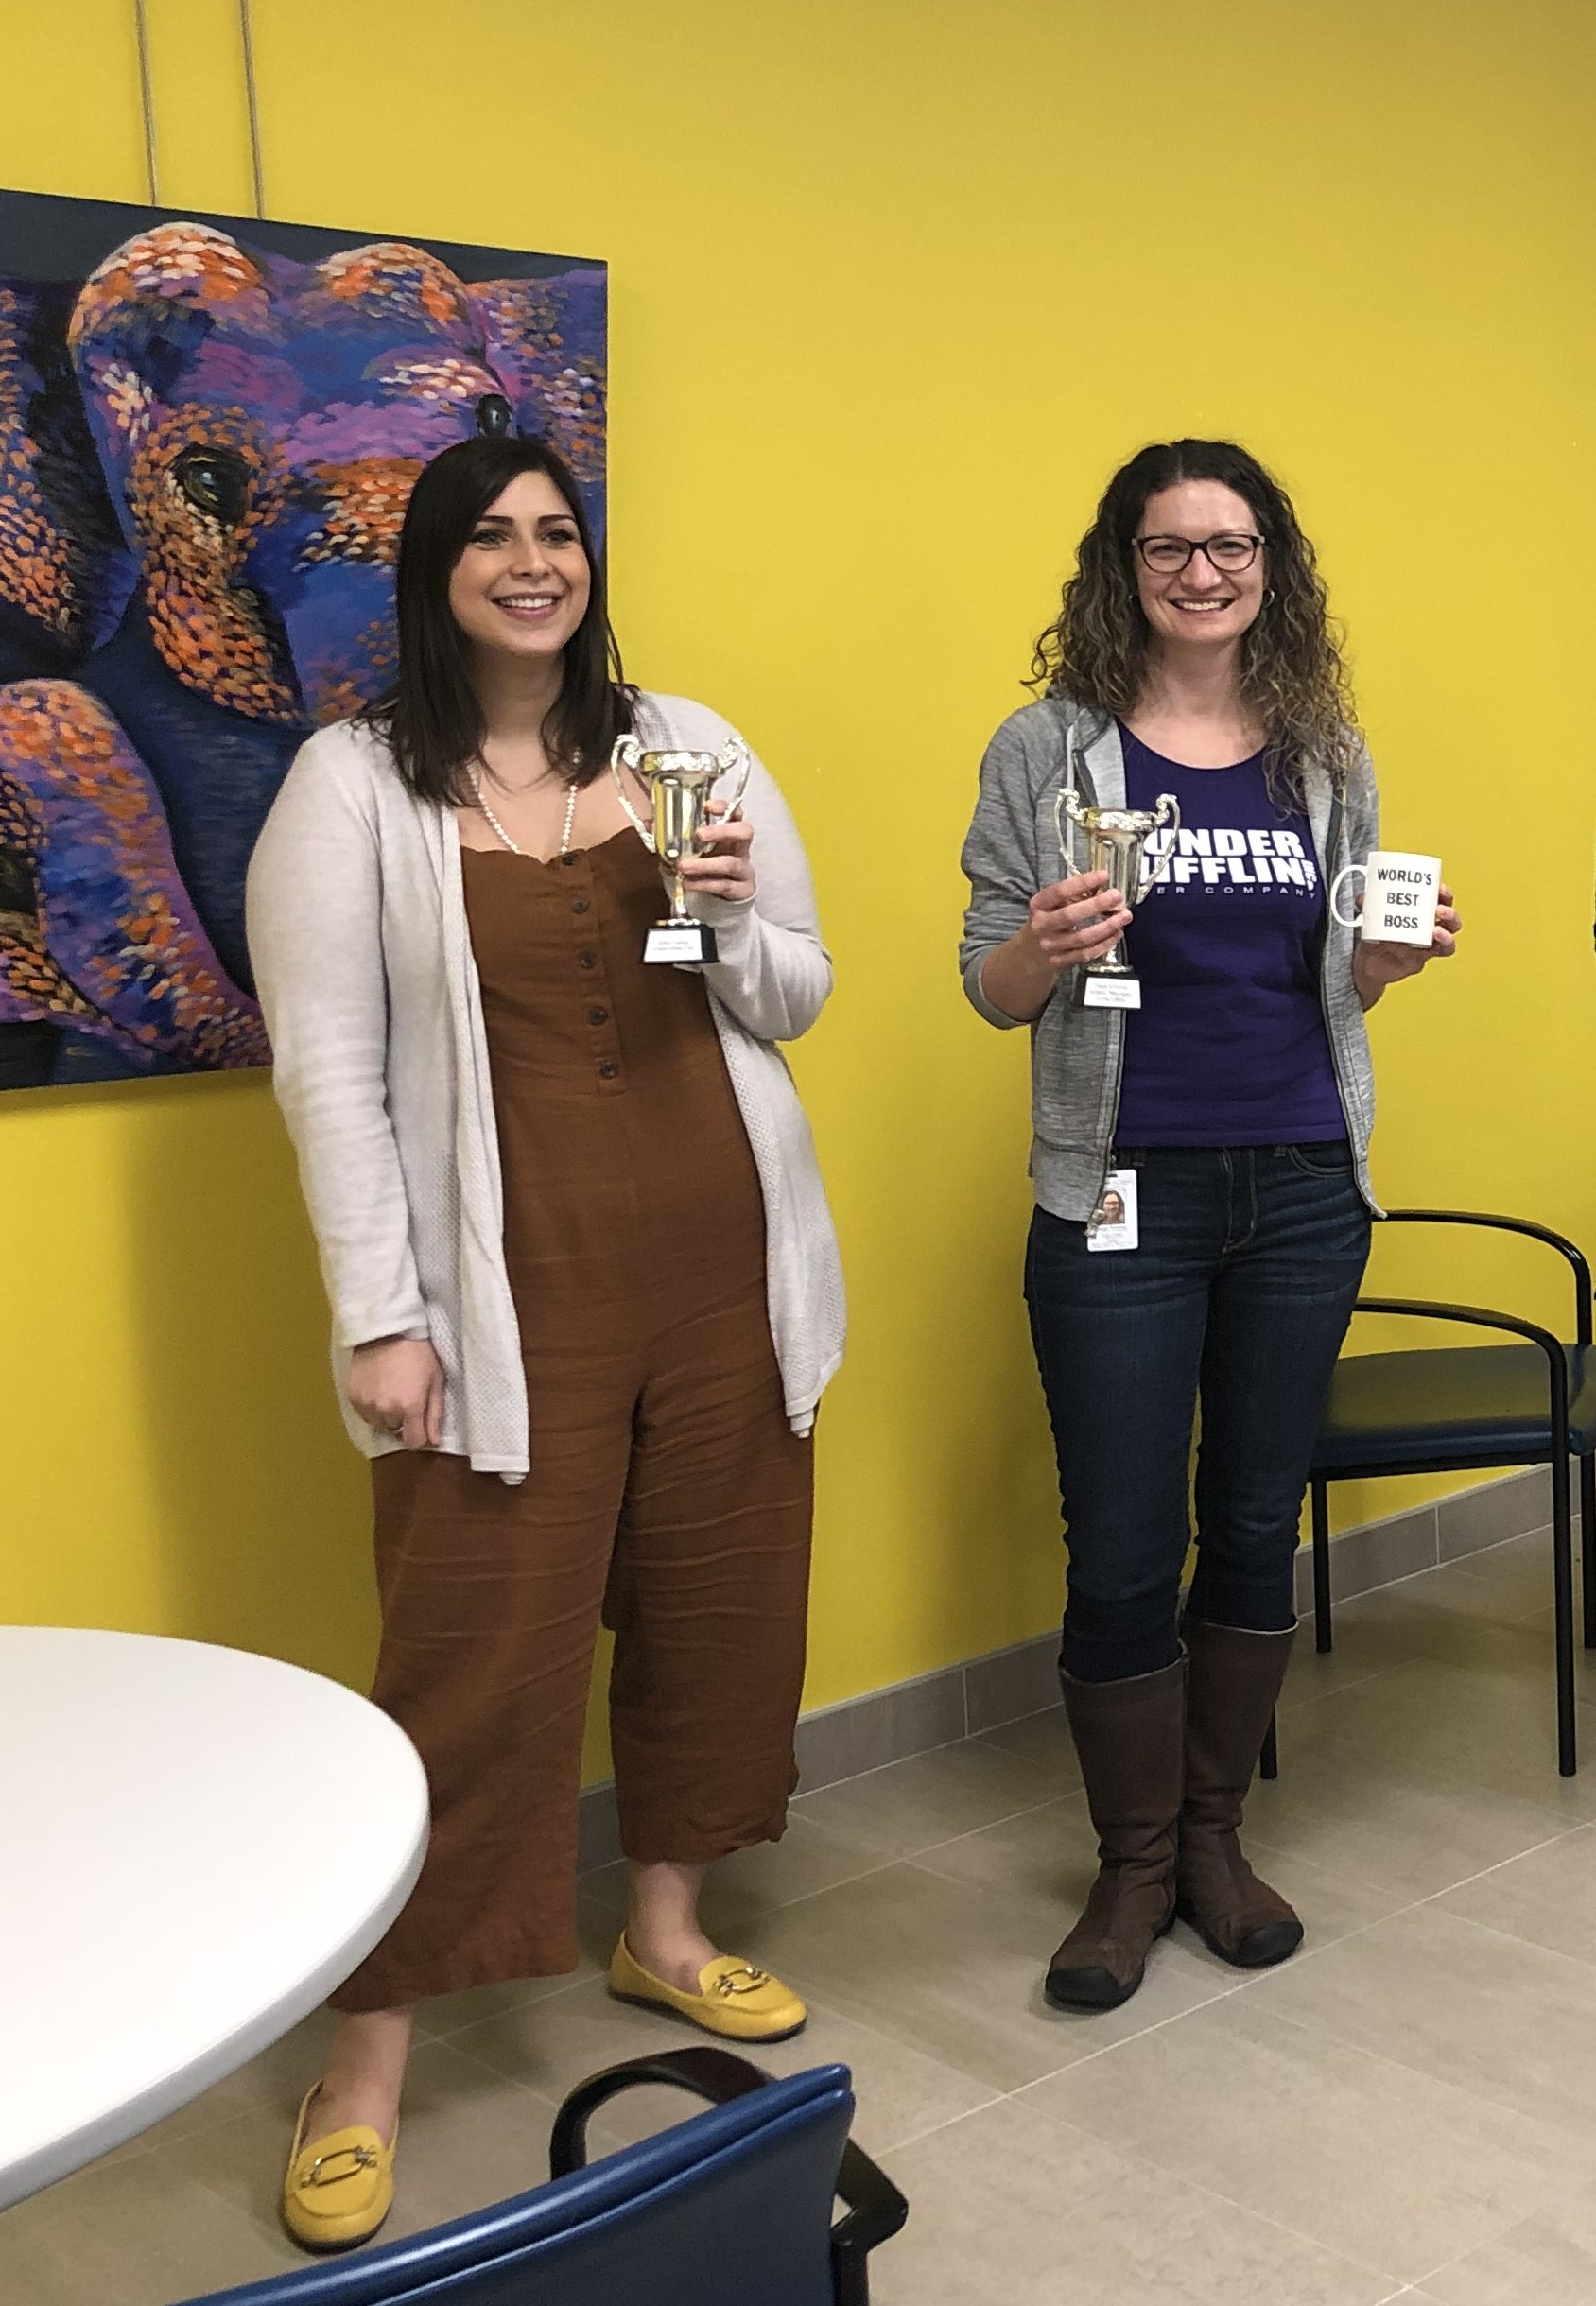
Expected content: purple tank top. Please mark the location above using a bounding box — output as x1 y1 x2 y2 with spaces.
1112 725 1347 1147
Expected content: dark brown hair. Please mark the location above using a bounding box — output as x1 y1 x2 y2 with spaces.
1032 439 1360 793
364 435 633 804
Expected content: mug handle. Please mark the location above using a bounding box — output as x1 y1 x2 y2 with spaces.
1328 860 1365 929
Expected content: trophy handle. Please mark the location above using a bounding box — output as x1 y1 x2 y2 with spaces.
610 734 654 850
1328 861 1364 928
1139 794 1181 893
1054 787 1086 877
712 737 751 824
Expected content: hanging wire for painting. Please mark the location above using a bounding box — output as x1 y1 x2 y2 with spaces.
132 0 159 205
239 0 267 217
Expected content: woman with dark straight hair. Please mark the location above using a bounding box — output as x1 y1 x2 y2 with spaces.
249 432 842 2251
961 439 1459 2015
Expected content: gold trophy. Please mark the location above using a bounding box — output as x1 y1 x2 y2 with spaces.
611 734 751 963
1055 787 1180 1010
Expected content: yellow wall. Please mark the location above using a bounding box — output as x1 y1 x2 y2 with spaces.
3 1 1594 1748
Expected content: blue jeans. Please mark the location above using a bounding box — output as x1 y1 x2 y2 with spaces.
1024 1145 1371 1683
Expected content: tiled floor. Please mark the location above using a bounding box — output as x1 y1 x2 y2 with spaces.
9 1526 1596 2304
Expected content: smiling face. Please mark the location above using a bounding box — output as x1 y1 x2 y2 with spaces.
446 470 592 670
1133 478 1266 656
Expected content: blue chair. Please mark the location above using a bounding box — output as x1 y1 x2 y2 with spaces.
183 2047 907 2306
1285 1209 1596 1778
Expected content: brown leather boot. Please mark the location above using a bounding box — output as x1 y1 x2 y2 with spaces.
1177 1618 1303 1968
1045 1657 1185 2012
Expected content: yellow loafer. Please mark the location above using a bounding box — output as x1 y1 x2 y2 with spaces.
281 2086 397 2254
608 1933 807 2042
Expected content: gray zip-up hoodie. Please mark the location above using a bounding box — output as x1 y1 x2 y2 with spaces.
958 697 1381 1221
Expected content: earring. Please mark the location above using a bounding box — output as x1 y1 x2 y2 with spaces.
1263 585 1276 605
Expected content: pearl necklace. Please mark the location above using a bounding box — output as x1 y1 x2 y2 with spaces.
470 765 580 858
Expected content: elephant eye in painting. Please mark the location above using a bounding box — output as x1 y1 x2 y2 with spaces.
173 446 251 525
476 392 514 438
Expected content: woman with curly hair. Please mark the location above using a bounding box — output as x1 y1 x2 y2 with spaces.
960 439 1458 2013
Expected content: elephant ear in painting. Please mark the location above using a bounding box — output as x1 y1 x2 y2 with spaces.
473 267 608 549
0 279 136 680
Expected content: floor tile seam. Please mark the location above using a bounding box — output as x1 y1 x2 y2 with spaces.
1240 1831 1409 1908
783 1985 1014 2113
739 1848 931 1916
811 1778 1070 1845
130 2124 316 2261
1297 1638 1596 1713
1239 2000 1594 2168
574 1826 922 1936
894 1796 1090 1880
1337 1550 1499 1604
1236 1888 1434 1973
1446 1522 1553 1573
409 2031 577 2108
963 1734 1079 1779
1271 1642 1572 1725
1408 2233 1501 2288
791 1732 1024 1800
1276 1662 1402 1712
1407 1819 1592 1905
1014 1969 1262 2085
1004 2079 1410 2290
868 2099 1002 2161
1015 2066 1544 2300
67 2091 288 2191
544 1848 918 1953
719 1849 911 1930
421 1971 603 2039
1390 1753 1596 1831
1508 1602 1585 1633
1402 1889 1596 1978
1228 1987 1592 2150
578 1834 916 1933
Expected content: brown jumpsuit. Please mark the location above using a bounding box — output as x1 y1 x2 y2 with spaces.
332 829 815 2014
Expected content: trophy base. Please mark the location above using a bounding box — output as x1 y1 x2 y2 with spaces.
1079 972 1141 1011
644 920 718 966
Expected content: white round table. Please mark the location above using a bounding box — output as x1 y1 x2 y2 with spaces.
0 1627 428 2210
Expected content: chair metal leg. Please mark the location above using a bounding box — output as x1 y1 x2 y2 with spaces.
1553 1456 1577 1777
1311 1481 1332 1655
1581 1455 1596 1651
1258 1712 1278 1781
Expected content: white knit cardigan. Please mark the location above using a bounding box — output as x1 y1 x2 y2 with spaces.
245 692 845 1477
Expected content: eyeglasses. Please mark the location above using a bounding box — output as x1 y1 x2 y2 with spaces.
1134 532 1264 575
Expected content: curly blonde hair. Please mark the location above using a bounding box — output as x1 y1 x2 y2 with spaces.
1032 440 1361 796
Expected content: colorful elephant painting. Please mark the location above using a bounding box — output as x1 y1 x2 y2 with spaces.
0 190 605 1088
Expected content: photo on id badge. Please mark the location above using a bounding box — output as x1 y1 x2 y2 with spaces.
1087 1170 1138 1252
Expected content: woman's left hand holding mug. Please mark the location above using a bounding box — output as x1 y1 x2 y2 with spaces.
1352 883 1462 1006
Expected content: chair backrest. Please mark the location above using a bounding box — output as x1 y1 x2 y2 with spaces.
189 2064 857 2306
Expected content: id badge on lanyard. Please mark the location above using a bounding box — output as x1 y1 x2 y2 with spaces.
1086 1168 1139 1252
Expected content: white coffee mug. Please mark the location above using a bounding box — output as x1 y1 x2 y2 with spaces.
1329 850 1441 947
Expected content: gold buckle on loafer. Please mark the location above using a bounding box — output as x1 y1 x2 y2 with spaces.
713 1965 770 1998
303 2143 380 2187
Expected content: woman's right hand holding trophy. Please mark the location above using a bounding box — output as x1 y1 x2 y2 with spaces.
980 868 1133 1023
1028 870 1133 973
